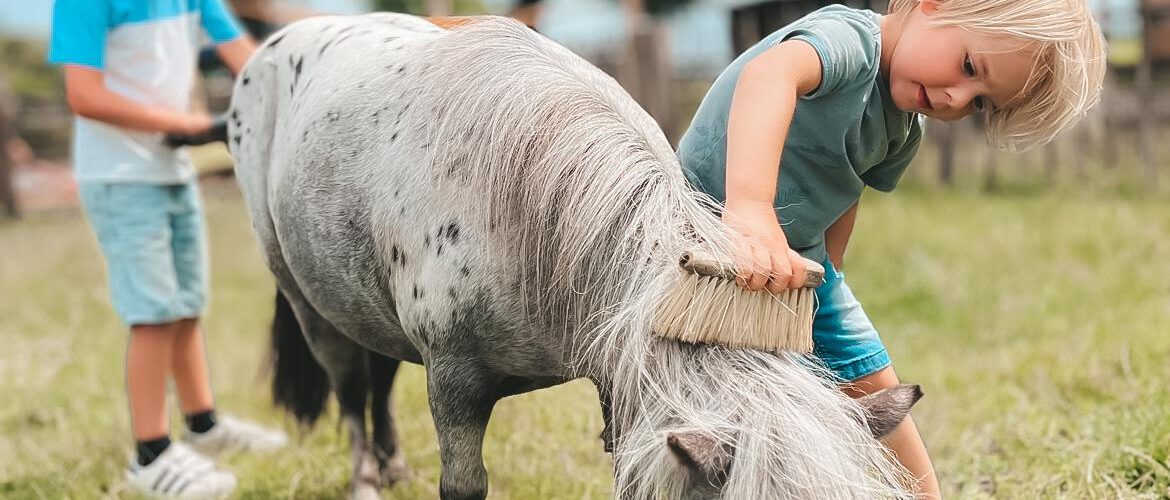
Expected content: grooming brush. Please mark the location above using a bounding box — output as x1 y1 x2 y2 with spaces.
653 250 825 353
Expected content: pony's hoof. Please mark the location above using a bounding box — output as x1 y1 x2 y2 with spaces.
381 452 411 485
351 484 381 500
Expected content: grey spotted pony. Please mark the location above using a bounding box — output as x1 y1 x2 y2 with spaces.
228 13 921 500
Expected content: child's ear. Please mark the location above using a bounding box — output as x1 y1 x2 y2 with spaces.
919 0 940 15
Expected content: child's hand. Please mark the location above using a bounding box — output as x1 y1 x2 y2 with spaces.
722 200 808 294
177 113 214 135
164 114 229 148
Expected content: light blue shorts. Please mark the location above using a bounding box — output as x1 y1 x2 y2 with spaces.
79 182 207 326
812 259 890 382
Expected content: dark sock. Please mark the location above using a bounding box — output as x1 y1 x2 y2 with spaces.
185 409 217 434
136 436 172 466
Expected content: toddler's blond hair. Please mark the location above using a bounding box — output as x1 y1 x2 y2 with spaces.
888 0 1107 151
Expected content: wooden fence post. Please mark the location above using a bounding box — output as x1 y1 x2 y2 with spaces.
0 83 18 219
1138 0 1161 191
983 143 999 192
934 119 955 186
424 0 452 16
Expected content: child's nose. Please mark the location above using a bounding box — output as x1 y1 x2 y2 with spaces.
945 84 979 111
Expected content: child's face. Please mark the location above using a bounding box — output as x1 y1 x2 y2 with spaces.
884 2 1036 121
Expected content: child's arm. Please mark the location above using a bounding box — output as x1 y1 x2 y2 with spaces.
426 16 492 30
62 66 210 135
215 36 258 76
824 201 858 270
724 39 822 293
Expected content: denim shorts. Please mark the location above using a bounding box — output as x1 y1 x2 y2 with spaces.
79 181 207 326
812 259 890 382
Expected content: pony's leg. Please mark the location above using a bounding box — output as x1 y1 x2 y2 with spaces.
281 290 382 500
426 362 498 500
335 357 382 500
369 351 409 485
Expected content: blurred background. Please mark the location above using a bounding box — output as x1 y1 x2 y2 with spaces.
2 1 1169 499
0 0 1167 213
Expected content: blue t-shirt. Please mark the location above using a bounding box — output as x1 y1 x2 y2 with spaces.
48 0 244 183
677 5 922 263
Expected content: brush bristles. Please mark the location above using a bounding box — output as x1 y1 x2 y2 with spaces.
654 271 816 353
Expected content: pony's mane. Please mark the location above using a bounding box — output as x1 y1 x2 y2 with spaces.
405 18 913 499
405 17 730 355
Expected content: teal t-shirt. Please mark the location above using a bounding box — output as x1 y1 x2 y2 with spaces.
678 5 922 263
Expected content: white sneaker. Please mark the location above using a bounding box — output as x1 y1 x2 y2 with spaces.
125 442 237 499
183 415 288 456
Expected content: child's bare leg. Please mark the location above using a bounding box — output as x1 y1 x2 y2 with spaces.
172 318 215 414
127 322 177 440
844 366 941 499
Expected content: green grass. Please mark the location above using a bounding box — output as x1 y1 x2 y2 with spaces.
1 180 1169 499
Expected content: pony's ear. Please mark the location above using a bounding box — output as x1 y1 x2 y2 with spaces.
666 431 733 481
856 384 923 438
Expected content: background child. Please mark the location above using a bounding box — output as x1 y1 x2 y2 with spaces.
677 0 1105 497
48 1 286 497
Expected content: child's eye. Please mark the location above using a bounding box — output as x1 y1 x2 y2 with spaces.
963 54 977 77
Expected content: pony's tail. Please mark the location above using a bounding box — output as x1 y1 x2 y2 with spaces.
270 288 331 426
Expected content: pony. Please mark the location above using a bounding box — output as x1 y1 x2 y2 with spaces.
227 13 922 500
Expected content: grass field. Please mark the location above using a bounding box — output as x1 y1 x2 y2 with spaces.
1 179 1168 499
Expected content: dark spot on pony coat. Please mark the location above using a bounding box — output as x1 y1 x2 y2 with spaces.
448 287 457 300
446 223 459 243
424 235 430 248
242 76 250 86
460 265 470 277
267 33 286 47
233 135 242 146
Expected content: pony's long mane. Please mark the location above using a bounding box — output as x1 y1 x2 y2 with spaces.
406 18 913 499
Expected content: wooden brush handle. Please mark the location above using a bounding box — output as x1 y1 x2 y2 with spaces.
680 250 825 288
